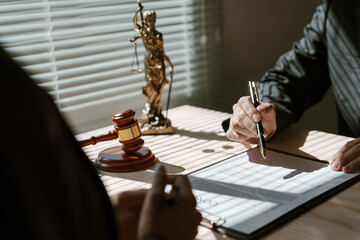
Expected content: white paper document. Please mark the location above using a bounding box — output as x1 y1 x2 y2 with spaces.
188 148 359 238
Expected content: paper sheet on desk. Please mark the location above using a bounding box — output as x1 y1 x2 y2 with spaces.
188 148 360 238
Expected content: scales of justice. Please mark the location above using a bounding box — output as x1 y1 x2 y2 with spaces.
130 0 174 135
78 1 176 172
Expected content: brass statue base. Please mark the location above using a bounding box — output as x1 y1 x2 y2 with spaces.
138 104 173 135
139 114 174 135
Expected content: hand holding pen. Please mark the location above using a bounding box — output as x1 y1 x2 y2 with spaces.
226 82 277 157
111 164 202 240
138 165 202 240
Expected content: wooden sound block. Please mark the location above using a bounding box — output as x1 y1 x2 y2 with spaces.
95 145 157 172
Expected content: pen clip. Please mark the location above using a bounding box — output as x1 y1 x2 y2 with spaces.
249 81 259 104
252 81 260 102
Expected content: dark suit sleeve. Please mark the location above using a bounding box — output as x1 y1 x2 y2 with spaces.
258 1 331 133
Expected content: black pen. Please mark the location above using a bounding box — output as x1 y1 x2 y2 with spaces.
248 81 267 160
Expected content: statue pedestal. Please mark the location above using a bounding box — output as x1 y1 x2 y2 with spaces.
139 115 174 135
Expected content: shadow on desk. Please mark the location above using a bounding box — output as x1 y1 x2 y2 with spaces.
174 127 254 152
247 149 324 179
96 159 185 185
268 127 320 161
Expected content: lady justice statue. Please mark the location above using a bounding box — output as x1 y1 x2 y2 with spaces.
130 0 174 135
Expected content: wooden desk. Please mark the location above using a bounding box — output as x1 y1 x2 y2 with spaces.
77 105 360 240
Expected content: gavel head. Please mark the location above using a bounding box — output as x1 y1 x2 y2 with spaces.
112 109 144 153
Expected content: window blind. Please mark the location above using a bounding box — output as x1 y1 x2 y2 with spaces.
0 0 223 134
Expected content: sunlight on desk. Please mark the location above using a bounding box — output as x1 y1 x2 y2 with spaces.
267 127 354 161
77 105 253 195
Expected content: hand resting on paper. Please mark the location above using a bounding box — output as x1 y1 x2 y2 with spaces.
111 164 201 240
330 137 360 173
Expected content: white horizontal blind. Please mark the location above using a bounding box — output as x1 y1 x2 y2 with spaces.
0 0 223 133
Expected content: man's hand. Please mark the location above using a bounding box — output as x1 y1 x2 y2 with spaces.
138 165 202 240
111 189 147 240
330 137 360 173
226 96 277 144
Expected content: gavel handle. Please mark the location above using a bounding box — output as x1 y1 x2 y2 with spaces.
79 130 118 147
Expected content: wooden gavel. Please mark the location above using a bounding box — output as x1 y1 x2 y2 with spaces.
80 109 156 172
79 109 144 153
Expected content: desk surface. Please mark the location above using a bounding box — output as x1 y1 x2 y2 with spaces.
77 105 360 240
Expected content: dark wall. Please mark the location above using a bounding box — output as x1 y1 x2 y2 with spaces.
220 0 337 134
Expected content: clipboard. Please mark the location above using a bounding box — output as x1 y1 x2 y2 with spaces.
188 148 360 239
